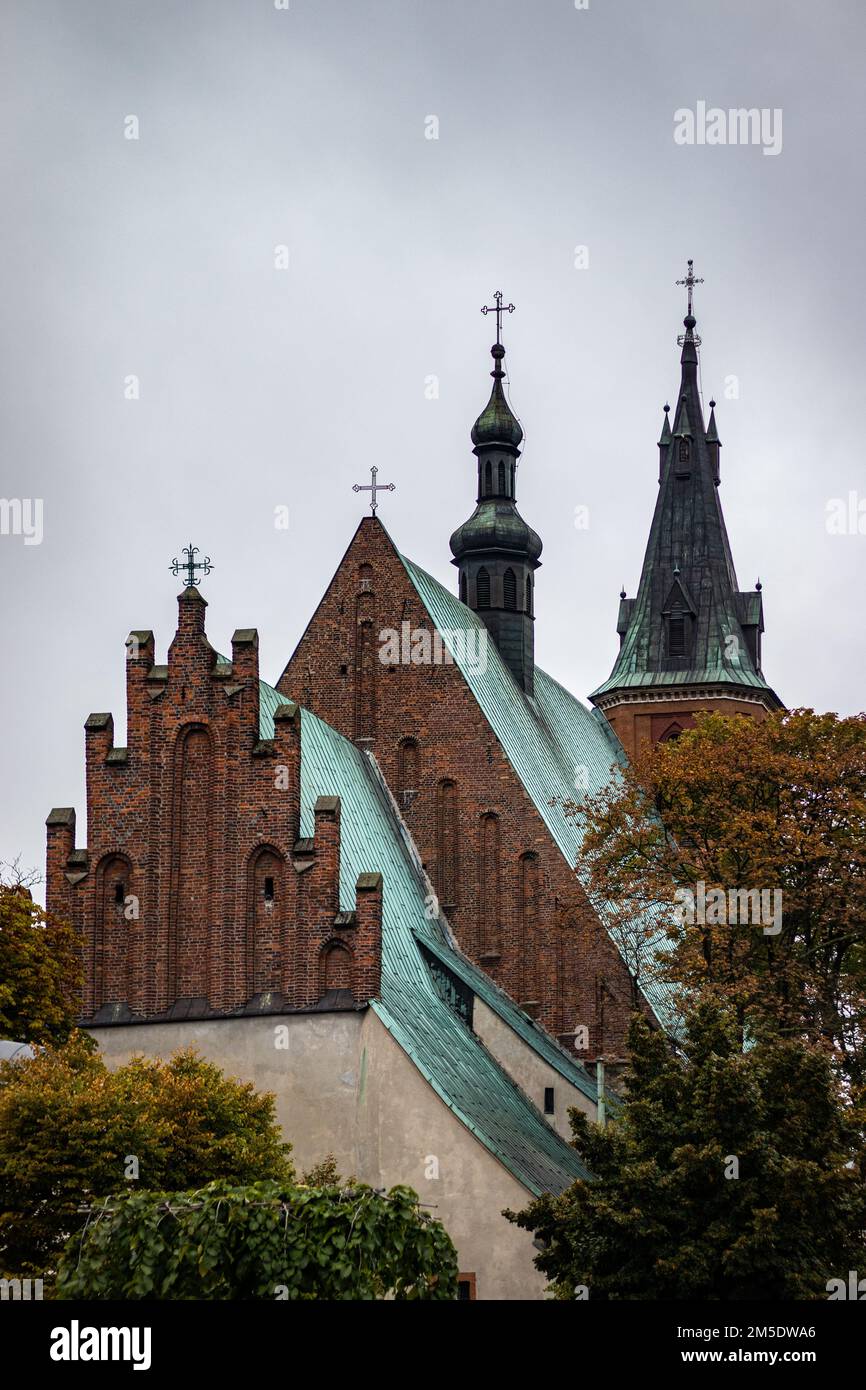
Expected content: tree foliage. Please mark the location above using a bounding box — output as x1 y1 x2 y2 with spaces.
0 1036 293 1277
0 877 81 1046
508 1004 866 1300
55 1178 458 1301
567 710 866 1078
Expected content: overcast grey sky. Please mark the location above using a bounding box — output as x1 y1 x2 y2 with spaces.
2 0 864 895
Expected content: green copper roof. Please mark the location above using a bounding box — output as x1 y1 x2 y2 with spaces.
471 344 523 449
257 679 591 1196
397 555 679 1033
449 498 542 563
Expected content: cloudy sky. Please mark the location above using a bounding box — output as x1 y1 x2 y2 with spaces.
2 0 864 894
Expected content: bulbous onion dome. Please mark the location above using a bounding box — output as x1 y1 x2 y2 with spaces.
470 344 524 450
450 499 543 563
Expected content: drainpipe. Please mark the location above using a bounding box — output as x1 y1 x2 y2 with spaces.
596 1059 606 1128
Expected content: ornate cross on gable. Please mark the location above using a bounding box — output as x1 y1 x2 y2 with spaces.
480 289 515 345
353 465 396 516
170 543 214 589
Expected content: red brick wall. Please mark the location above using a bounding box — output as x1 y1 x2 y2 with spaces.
277 518 641 1058
46 588 382 1020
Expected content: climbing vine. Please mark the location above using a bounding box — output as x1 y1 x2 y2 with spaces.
56 1178 458 1301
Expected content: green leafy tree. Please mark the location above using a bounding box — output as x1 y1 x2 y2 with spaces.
0 875 81 1045
508 1004 866 1300
0 1036 293 1277
55 1179 458 1301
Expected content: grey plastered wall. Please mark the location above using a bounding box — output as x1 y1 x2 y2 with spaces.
90 1008 548 1300
472 997 596 1140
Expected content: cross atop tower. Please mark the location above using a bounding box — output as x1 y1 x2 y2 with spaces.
353 465 396 516
481 290 515 346
676 259 704 317
170 543 214 589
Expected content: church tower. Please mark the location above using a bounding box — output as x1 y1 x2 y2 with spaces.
590 262 782 755
450 295 542 694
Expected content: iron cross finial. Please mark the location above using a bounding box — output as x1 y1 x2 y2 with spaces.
481 290 515 345
352 465 396 516
170 542 214 589
675 259 704 317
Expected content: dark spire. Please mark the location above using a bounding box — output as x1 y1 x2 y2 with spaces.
658 403 672 447
450 297 541 695
591 263 781 715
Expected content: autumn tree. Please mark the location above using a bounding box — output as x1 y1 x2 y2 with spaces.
56 1178 458 1301
568 710 866 1078
508 1004 866 1300
0 1036 293 1278
0 869 81 1046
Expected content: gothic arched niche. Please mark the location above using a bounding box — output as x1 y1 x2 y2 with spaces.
435 779 459 909
479 813 501 958
169 723 213 1004
94 851 133 1010
518 852 540 1003
503 568 517 611
320 939 354 996
354 618 377 738
247 845 284 999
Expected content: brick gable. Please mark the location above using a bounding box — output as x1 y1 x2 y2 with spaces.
277 517 640 1057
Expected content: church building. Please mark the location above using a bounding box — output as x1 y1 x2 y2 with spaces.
45 267 780 1298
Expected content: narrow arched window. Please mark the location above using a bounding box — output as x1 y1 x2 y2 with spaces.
525 574 532 616
498 460 506 493
459 571 467 603
504 568 517 611
484 460 492 495
476 568 490 608
678 438 690 463
398 737 419 808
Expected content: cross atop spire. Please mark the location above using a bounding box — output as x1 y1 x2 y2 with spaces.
480 290 515 346
170 543 213 590
676 259 704 348
676 259 704 318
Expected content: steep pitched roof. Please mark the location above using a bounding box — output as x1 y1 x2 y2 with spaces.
258 680 592 1196
396 555 679 1033
591 319 781 707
